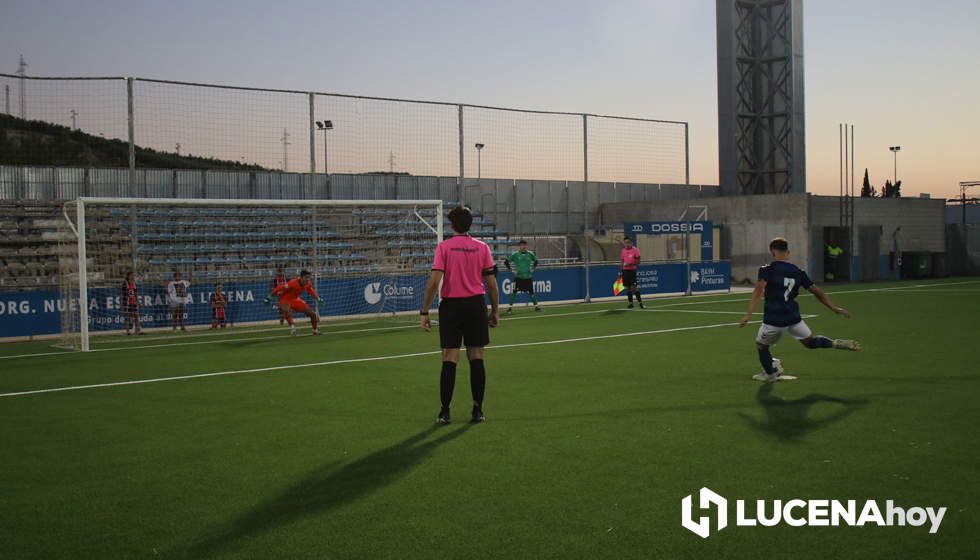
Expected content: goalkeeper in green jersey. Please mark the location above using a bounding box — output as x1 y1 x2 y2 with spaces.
504 240 541 313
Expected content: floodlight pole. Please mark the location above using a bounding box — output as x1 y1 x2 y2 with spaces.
475 143 484 182
316 120 334 195
890 146 901 184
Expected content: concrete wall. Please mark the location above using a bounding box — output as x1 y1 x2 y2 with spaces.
809 196 946 254
600 193 810 283
599 193 948 284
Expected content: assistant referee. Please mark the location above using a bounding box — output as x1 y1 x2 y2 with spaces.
421 206 500 424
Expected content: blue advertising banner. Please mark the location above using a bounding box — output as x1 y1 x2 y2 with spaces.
623 221 714 261
689 261 732 293
0 289 64 337
0 264 730 339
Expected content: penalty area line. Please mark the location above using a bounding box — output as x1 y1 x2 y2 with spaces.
0 319 757 398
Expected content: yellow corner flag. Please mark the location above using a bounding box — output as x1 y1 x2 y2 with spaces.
613 275 625 296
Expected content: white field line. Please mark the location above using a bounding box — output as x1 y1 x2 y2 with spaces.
0 319 758 398
92 320 377 344
0 307 754 360
651 279 980 309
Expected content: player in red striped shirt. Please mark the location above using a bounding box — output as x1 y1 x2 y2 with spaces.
271 266 288 325
265 270 324 335
120 271 142 335
210 282 228 329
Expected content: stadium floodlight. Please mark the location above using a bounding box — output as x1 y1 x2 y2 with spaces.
889 146 901 184
475 143 485 180
57 197 444 351
316 120 335 175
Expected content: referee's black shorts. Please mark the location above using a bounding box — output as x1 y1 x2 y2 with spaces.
438 295 490 349
514 277 534 293
621 269 638 287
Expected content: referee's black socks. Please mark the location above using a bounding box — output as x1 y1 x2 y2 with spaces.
469 359 486 406
440 362 457 409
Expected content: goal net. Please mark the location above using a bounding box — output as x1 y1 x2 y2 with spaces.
58 197 443 351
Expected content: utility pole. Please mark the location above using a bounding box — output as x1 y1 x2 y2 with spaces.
16 54 27 118
175 143 181 156
388 151 396 173
69 108 77 130
281 128 291 172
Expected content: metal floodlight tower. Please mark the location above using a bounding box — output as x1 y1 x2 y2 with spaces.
316 120 333 175
475 143 485 181
717 0 806 195
889 146 901 184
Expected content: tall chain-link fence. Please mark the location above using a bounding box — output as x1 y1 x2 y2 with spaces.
1 73 689 193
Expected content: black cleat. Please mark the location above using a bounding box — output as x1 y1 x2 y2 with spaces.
627 303 634 309
639 302 645 309
436 408 451 425
471 405 485 423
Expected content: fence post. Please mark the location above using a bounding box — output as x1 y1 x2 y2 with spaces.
457 104 464 204
308 93 316 175
584 230 592 303
684 122 690 185
127 78 136 197
583 114 588 184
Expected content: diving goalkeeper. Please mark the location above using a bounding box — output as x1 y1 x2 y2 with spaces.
504 240 541 313
264 270 324 336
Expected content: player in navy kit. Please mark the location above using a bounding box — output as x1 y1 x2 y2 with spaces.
738 238 861 381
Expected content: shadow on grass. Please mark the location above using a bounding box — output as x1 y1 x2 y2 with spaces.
739 382 869 442
186 423 471 558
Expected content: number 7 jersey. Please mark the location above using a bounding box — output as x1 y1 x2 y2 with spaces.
758 261 814 327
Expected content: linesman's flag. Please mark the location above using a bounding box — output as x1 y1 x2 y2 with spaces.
613 275 625 296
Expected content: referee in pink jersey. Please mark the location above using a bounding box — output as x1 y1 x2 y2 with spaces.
421 206 500 425
621 236 645 309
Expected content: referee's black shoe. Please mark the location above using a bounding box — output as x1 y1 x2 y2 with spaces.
471 404 485 423
437 407 451 425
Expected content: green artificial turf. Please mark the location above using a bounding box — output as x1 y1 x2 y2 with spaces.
0 278 978 559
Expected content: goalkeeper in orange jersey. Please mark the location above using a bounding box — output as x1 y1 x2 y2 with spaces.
264 269 323 335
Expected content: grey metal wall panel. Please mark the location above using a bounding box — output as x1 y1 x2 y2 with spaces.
330 175 354 199
613 184 632 203
532 181 551 212
567 181 584 212
143 169 173 198
595 182 614 205
90 169 128 198
585 182 602 213
417 176 439 200
395 176 417 200
55 168 86 199
514 180 534 234
699 185 721 198
439 177 458 202
0 167 17 199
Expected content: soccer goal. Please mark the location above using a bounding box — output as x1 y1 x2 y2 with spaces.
57 197 443 351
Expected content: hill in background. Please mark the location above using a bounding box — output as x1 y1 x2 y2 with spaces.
0 114 268 171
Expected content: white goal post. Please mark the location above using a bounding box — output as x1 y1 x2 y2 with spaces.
59 197 443 351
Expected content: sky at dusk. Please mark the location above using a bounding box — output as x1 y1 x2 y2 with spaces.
1 0 978 198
